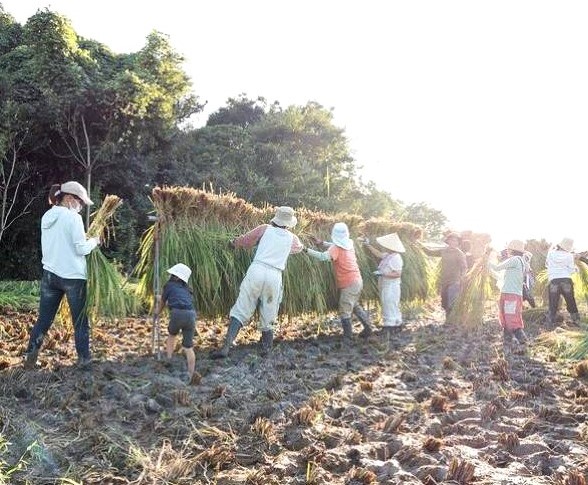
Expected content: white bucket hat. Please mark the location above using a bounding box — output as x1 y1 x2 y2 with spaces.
167 263 192 283
60 181 94 205
558 238 574 252
376 233 406 253
331 222 353 250
507 240 525 253
271 206 297 228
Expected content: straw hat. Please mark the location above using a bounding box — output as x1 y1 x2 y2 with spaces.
507 240 525 253
60 181 93 205
331 222 353 250
376 233 406 253
271 206 297 228
558 237 574 252
167 263 192 283
444 232 460 243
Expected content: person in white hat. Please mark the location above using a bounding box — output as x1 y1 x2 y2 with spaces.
305 222 373 340
363 233 405 339
487 240 529 350
154 263 197 380
211 206 303 359
25 182 100 370
545 238 581 326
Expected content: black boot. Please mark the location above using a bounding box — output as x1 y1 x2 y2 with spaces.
210 317 242 359
571 313 581 325
260 330 273 357
341 318 353 340
354 306 373 338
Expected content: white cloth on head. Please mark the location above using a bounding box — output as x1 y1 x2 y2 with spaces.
41 206 98 279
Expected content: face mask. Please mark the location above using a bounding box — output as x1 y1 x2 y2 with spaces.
69 201 83 213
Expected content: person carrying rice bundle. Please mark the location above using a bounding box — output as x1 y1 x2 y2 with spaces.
211 207 303 359
418 232 467 323
305 222 373 340
487 239 529 351
363 233 405 340
546 237 581 327
24 181 100 370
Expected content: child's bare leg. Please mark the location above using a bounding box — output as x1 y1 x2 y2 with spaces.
166 335 176 359
184 347 195 378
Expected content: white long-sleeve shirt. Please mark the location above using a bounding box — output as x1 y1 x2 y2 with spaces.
546 248 577 281
41 206 98 279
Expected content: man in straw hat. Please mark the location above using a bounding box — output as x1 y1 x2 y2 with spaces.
211 206 303 359
363 233 405 340
488 240 529 350
545 237 581 326
418 232 467 324
305 222 373 340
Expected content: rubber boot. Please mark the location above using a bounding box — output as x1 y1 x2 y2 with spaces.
571 313 581 325
341 318 353 340
354 306 373 338
260 330 273 357
210 317 242 359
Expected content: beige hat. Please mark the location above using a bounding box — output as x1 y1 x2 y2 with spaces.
271 206 297 228
376 233 406 253
507 240 525 253
444 232 461 243
60 181 94 205
558 238 574 252
167 263 192 283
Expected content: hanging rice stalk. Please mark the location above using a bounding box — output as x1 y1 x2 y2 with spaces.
134 186 432 319
85 195 129 319
448 255 495 327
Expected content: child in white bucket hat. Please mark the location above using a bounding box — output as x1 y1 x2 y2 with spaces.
155 263 197 381
363 233 405 340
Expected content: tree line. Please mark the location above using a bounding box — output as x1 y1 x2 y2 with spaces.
0 6 446 280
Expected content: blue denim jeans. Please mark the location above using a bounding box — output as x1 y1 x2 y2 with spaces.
27 270 91 360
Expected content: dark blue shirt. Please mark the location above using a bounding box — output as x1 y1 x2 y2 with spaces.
162 279 196 311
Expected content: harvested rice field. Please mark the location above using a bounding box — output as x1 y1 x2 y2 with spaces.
1 305 588 484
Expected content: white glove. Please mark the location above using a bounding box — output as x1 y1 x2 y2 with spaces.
92 236 101 246
373 270 382 276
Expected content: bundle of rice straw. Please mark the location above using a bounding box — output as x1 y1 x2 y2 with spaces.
85 195 128 319
135 186 431 318
448 255 495 327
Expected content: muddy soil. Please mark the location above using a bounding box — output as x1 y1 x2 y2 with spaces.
1 306 587 484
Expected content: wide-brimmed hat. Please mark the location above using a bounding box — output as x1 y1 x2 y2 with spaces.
558 238 574 252
60 181 93 205
444 232 460 243
376 233 406 253
167 263 192 283
271 206 297 228
331 222 353 250
507 240 525 253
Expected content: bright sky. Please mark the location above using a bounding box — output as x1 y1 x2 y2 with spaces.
3 1 588 251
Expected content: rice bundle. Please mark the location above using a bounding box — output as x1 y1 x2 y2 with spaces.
85 195 129 319
135 186 432 318
448 255 495 327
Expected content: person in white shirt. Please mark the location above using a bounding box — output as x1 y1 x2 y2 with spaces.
24 181 100 369
546 237 581 326
211 207 303 359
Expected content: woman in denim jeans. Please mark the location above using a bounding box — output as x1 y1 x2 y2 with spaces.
24 182 100 369
546 238 581 326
